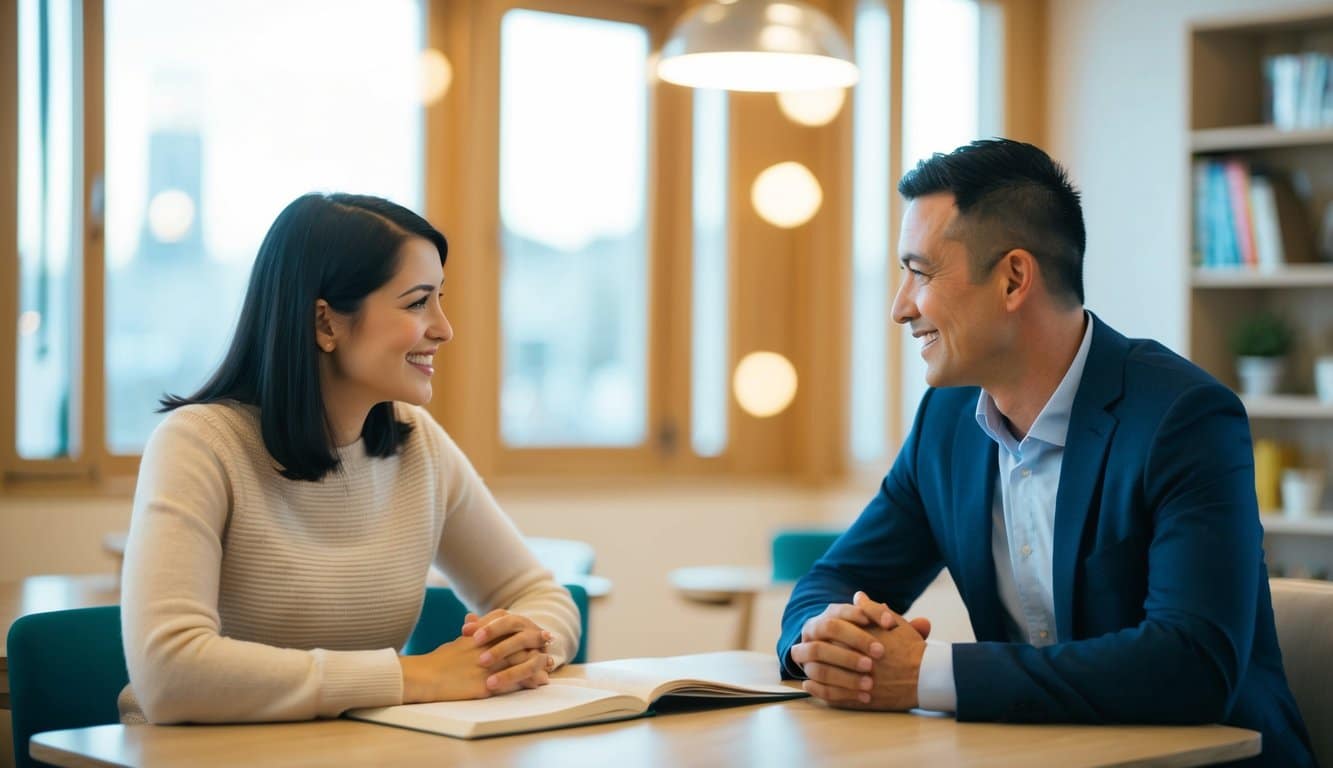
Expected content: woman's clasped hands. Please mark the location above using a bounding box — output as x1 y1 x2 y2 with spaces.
398 608 555 704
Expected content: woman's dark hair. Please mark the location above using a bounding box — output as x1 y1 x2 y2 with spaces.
161 193 448 481
898 138 1086 307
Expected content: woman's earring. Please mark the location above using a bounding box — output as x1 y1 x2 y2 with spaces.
323 342 334 352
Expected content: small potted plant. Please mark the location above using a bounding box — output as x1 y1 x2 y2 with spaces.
1230 311 1292 396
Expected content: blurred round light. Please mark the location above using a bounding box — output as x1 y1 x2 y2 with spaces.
777 87 845 126
751 161 822 228
420 48 453 105
147 189 195 243
18 310 41 336
733 351 798 417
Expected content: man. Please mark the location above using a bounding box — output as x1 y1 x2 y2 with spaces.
778 139 1313 767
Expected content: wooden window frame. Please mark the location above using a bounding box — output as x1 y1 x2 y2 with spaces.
0 0 1046 493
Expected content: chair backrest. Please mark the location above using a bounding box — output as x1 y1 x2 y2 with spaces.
403 584 590 663
7 606 128 768
1270 577 1333 768
771 530 842 583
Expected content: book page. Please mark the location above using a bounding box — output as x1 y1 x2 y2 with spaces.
552 651 802 702
349 685 643 739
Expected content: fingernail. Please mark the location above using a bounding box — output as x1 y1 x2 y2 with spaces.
479 652 492 665
870 642 884 657
486 674 499 689
542 630 553 640
474 631 487 644
859 693 870 704
858 657 872 671
860 676 873 690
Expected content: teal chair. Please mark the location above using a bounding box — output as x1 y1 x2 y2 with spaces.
771 529 842 582
7 606 129 768
404 584 589 663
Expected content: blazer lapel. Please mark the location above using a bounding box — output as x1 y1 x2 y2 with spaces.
1053 314 1126 640
953 405 1007 641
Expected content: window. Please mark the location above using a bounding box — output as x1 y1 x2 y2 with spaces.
497 9 650 448
898 0 987 430
690 88 728 458
16 0 79 460
102 0 426 453
849 0 891 464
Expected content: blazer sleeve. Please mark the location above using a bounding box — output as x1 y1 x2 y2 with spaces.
777 389 945 678
953 382 1261 724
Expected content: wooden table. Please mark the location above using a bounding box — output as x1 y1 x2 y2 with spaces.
0 575 121 710
30 698 1260 767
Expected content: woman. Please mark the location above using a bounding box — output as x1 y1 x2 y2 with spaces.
119 193 579 723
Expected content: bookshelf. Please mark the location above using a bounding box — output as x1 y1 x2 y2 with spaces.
1188 10 1333 580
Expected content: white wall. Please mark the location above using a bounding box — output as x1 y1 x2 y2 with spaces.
1046 0 1333 352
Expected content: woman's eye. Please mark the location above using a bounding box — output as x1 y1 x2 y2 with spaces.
408 296 428 309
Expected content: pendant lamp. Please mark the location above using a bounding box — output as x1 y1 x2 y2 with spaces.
657 0 859 92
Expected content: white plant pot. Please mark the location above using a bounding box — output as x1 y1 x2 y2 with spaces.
1236 356 1283 397
1282 468 1326 519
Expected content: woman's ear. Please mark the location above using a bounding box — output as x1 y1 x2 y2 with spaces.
314 299 338 353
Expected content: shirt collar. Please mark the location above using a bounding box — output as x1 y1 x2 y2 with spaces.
974 312 1094 454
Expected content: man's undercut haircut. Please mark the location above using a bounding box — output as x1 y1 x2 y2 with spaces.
898 138 1086 307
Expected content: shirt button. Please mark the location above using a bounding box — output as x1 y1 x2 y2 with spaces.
1039 630 1049 640
1021 545 1032 558
1020 468 1031 478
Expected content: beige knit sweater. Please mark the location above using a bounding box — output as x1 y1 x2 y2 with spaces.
118 401 579 724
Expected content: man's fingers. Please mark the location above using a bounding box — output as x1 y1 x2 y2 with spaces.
909 616 932 640
853 590 902 630
803 662 873 693
801 603 876 642
809 616 886 659
790 640 873 673
802 679 870 706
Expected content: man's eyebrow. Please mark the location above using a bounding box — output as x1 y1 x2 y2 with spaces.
396 279 445 298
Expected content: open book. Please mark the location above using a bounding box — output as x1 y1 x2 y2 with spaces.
347 651 805 739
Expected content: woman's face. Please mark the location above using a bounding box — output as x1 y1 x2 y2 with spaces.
321 236 452 412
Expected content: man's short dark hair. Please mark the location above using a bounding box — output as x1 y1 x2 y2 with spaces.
898 138 1085 306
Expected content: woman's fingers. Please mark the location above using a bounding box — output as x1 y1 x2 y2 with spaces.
485 652 545 692
479 629 553 667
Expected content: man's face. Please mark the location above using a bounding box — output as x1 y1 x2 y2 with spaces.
892 193 1009 389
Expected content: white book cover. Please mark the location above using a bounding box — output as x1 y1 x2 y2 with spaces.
1248 175 1285 270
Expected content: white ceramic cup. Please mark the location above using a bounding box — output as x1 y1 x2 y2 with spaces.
1281 468 1326 519
1315 356 1333 404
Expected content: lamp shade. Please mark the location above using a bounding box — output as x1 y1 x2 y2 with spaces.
658 0 858 92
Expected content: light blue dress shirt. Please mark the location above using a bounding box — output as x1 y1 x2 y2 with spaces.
917 315 1094 712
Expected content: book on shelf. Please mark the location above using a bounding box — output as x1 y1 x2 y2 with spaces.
1264 52 1333 130
1193 158 1315 271
346 651 806 739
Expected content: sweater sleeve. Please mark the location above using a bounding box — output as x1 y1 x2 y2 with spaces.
427 423 582 668
120 410 403 724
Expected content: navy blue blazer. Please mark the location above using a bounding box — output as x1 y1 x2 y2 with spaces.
779 315 1314 767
